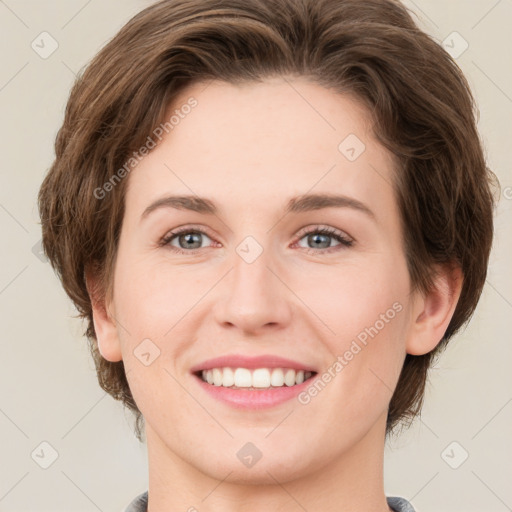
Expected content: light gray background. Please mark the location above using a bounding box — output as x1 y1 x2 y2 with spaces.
0 1 511 511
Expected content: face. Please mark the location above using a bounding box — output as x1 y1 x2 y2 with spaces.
104 77 419 484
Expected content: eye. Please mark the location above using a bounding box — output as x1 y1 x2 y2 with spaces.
159 224 354 255
293 226 354 254
160 226 216 254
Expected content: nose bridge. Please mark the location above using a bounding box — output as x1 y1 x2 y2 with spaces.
233 238 273 298
213 234 292 332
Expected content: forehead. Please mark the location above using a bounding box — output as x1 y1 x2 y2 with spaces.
124 78 398 219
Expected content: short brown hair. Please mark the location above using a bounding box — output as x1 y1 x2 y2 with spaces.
38 0 497 440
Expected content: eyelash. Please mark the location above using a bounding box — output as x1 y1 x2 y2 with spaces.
159 225 354 255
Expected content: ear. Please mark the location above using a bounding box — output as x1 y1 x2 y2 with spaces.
406 263 463 356
85 269 123 362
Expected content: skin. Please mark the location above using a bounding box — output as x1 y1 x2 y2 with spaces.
89 77 462 512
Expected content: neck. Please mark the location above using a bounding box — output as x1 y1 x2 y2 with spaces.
144 412 392 512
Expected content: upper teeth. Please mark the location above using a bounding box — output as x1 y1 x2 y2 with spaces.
201 367 313 388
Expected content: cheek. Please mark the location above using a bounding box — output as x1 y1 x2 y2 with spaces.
111 254 202 420
299 253 410 342
306 255 411 401
112 252 202 337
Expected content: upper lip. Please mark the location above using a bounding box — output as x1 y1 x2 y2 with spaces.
190 354 318 373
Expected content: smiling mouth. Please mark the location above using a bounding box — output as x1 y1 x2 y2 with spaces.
193 367 317 390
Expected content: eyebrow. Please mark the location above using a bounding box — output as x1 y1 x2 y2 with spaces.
140 193 375 220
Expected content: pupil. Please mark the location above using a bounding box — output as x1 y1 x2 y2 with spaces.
181 232 201 249
309 233 329 249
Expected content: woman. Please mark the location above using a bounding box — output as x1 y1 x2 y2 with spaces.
38 0 496 510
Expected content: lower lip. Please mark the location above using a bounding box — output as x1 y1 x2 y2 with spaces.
192 373 316 409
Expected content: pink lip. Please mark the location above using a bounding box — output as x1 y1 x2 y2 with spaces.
189 354 317 373
191 373 318 410
189 355 319 410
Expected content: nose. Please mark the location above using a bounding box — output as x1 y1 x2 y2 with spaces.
212 242 293 335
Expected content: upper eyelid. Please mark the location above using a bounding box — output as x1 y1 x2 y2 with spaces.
163 224 216 240
295 224 352 239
